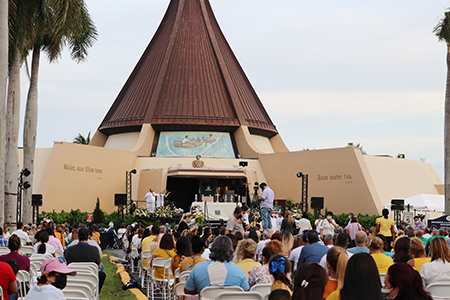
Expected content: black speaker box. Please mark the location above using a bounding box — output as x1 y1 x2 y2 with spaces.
311 197 324 209
391 199 404 210
32 194 43 206
115 193 127 206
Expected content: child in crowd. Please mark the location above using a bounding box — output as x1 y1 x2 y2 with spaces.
269 254 293 296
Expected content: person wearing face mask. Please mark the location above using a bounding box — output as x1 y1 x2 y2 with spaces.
384 263 432 300
225 207 249 235
25 257 77 299
413 216 426 234
320 212 339 240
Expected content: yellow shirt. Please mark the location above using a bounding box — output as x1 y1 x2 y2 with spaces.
271 280 293 296
376 217 395 237
323 278 338 299
141 235 157 267
234 259 261 279
180 256 206 272
54 231 65 247
371 253 393 273
152 248 176 279
326 290 340 300
414 257 431 272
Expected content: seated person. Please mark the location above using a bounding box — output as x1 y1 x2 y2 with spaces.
180 235 207 272
184 236 249 295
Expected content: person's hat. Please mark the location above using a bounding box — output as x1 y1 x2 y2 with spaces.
40 257 77 276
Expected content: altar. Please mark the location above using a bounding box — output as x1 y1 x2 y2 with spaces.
191 202 237 221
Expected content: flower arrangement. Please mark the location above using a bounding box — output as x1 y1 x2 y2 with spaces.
133 207 151 218
154 205 181 218
250 207 260 222
290 207 303 220
191 205 204 227
194 215 204 227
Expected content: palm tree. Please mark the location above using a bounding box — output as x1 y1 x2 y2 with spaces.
0 0 8 226
73 132 91 145
22 0 97 223
434 11 450 214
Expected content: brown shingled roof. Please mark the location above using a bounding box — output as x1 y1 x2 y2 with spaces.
98 0 278 138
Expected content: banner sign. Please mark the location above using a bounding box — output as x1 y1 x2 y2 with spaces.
427 215 450 230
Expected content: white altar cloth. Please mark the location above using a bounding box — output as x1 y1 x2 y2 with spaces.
191 202 237 221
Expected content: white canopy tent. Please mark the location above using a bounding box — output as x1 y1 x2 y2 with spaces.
384 194 444 212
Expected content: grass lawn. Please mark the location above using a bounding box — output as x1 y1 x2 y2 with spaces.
99 255 137 300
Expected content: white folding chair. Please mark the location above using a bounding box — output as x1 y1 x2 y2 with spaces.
68 262 98 274
29 262 38 285
63 288 89 299
30 253 53 264
19 245 34 256
67 278 97 300
0 286 3 300
215 291 263 300
179 271 191 283
64 282 95 300
148 258 173 300
140 250 152 288
16 270 31 300
426 282 450 298
379 273 386 286
54 249 64 258
0 247 10 255
249 284 271 297
69 271 99 300
173 282 186 300
200 286 244 300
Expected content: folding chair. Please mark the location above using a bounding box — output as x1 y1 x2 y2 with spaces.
69 271 99 300
249 284 271 297
30 253 53 265
29 262 38 285
64 282 95 300
62 288 89 299
179 271 191 283
19 245 33 256
16 270 31 300
200 286 244 300
173 282 186 300
379 273 386 286
215 291 263 300
54 249 64 258
426 282 450 298
68 262 99 274
0 247 10 255
67 278 97 300
140 250 152 288
148 257 173 300
0 286 3 300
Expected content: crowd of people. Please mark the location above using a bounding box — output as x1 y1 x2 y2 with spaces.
1 199 450 300
0 218 106 300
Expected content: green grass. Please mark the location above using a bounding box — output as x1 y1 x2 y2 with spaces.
99 255 137 300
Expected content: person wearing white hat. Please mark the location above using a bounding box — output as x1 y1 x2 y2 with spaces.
26 257 77 299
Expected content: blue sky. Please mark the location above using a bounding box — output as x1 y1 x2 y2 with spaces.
19 0 448 180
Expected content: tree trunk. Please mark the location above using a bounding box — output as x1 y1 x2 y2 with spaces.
5 49 20 225
23 46 40 224
445 45 450 215
0 0 7 226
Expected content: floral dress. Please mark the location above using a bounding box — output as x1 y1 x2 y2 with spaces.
248 264 274 287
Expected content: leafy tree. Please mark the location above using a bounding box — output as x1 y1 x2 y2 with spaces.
73 131 91 145
92 197 104 224
434 11 450 214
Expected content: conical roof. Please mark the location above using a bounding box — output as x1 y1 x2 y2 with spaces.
98 0 278 138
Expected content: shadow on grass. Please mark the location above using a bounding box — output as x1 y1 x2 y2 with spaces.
100 255 137 300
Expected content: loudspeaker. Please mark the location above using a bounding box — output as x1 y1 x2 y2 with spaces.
391 199 404 211
32 194 43 206
115 194 127 206
311 197 324 209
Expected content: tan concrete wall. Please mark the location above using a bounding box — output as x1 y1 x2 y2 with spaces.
137 168 166 207
37 142 137 213
363 155 443 205
250 134 274 154
258 147 382 215
104 132 140 151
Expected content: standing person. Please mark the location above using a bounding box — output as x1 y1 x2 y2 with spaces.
259 182 274 231
315 214 324 234
298 213 312 234
375 208 395 251
345 217 361 247
413 216 426 234
320 212 339 240
145 188 156 214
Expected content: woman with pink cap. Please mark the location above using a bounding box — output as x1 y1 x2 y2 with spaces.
26 257 77 299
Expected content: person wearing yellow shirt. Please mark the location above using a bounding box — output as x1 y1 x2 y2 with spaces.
375 208 395 251
151 234 176 279
141 226 160 268
180 235 207 272
407 237 431 272
234 239 260 279
368 236 393 274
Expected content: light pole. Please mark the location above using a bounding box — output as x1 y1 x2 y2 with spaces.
17 168 31 223
126 169 137 215
296 172 308 214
